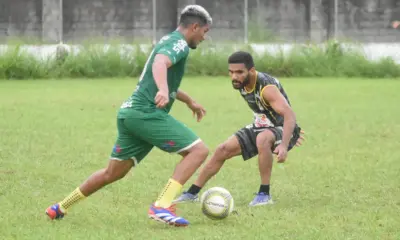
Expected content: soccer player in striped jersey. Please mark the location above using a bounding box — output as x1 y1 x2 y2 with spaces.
175 51 305 206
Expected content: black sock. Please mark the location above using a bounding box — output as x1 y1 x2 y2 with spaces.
187 184 201 195
259 184 270 195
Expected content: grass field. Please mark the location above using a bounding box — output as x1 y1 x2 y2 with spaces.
1 77 400 240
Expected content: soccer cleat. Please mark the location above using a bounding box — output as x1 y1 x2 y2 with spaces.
148 204 189 227
172 192 199 203
249 192 274 206
46 203 66 220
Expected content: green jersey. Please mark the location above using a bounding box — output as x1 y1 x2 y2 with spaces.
119 31 189 117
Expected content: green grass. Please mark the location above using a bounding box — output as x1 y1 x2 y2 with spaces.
1 77 400 240
1 41 400 79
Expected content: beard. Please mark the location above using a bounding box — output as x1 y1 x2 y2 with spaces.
231 74 250 89
188 41 197 49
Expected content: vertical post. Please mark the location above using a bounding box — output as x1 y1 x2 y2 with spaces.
244 0 248 44
334 0 338 40
152 0 157 45
60 0 63 44
256 0 261 26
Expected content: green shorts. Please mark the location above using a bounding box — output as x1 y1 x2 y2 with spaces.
109 109 200 165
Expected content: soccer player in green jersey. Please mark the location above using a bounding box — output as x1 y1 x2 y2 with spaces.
46 5 212 227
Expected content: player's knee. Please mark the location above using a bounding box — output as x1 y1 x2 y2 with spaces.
199 143 210 161
189 141 209 162
256 130 275 152
215 143 233 160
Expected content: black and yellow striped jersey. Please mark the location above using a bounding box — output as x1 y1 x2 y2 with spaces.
239 71 293 128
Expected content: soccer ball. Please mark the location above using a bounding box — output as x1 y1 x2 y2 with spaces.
200 187 234 220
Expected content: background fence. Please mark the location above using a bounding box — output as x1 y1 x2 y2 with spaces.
0 0 399 44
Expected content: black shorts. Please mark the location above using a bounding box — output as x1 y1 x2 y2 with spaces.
234 124 301 161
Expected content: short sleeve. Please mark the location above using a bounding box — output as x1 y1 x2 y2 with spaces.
156 39 189 65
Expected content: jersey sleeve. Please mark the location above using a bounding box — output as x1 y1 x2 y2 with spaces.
156 38 189 65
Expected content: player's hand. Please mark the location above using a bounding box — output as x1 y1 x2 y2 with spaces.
187 101 206 122
295 130 306 147
273 144 288 163
155 90 169 108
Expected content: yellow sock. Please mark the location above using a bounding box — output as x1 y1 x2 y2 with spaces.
58 187 86 212
154 178 182 208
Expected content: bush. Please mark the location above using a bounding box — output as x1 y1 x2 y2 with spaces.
0 41 399 79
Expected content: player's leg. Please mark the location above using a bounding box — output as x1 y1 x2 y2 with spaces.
172 141 209 185
248 128 276 206
78 159 133 197
193 135 241 188
152 121 209 226
147 143 208 227
175 124 262 203
249 126 301 206
150 140 209 212
174 134 242 203
45 118 153 220
123 113 208 226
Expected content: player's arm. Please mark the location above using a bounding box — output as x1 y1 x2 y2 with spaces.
262 85 296 149
152 54 172 95
176 90 194 104
153 39 189 108
152 54 173 108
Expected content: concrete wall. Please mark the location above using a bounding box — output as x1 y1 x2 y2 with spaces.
62 0 178 43
0 0 399 43
0 0 42 42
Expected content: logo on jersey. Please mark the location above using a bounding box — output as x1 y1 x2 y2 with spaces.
162 140 176 150
120 97 133 109
159 36 170 44
173 40 187 54
113 144 122 153
254 113 273 128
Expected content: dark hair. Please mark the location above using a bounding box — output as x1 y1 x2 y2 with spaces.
228 51 255 70
179 5 212 27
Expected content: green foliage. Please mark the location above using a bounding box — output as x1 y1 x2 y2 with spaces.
0 41 399 79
